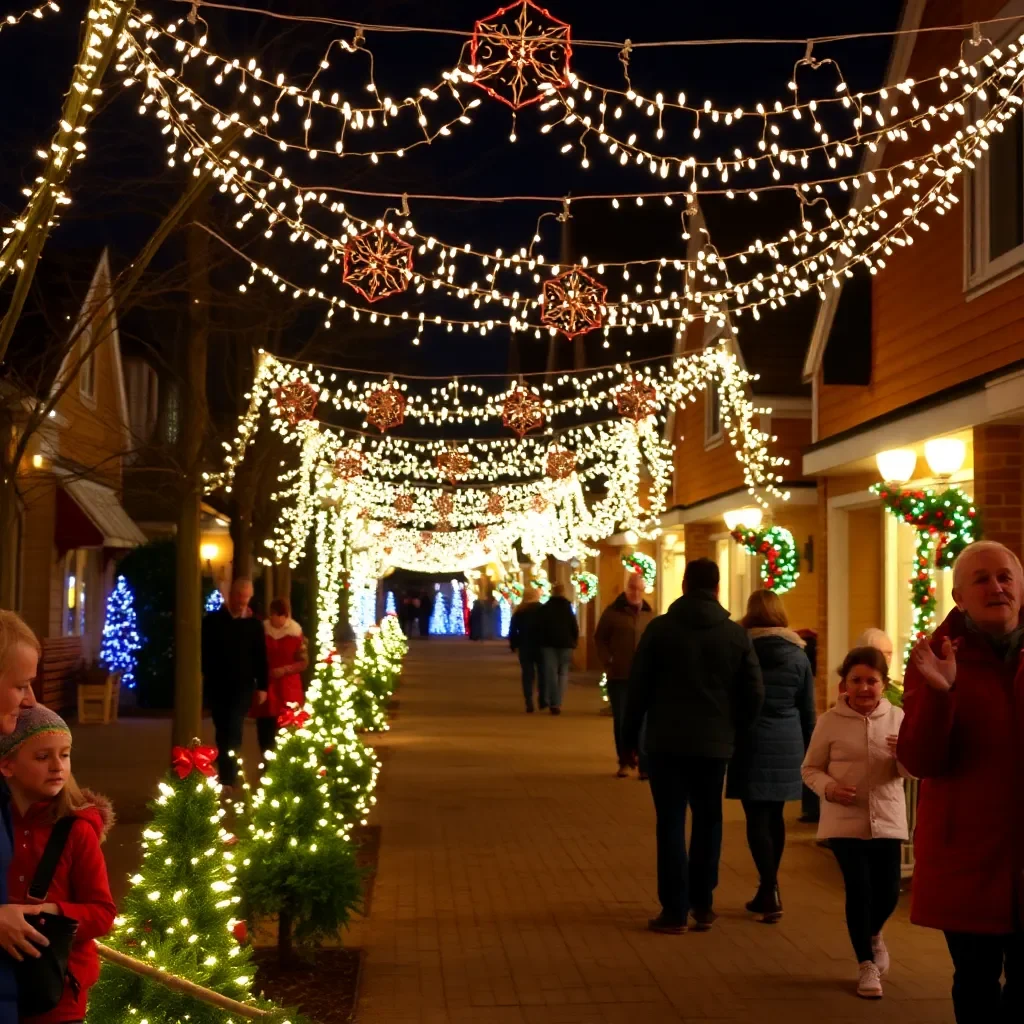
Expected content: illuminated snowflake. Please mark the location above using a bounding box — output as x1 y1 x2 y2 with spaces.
531 493 550 514
502 384 545 438
394 493 414 515
273 380 319 425
469 0 572 110
486 492 505 516
333 447 364 481
434 493 455 518
437 448 473 483
342 227 414 302
614 375 659 423
477 525 489 541
365 383 407 432
545 445 576 480
540 266 607 339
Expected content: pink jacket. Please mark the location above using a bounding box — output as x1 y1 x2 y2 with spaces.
801 696 909 841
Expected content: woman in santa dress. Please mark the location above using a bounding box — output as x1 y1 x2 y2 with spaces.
254 597 308 759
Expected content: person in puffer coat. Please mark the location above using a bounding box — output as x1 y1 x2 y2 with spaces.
726 590 815 923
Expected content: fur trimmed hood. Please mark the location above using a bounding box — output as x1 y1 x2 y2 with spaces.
76 788 115 843
748 626 806 648
265 617 303 640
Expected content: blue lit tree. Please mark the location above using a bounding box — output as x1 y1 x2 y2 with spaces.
446 582 466 635
204 588 224 613
385 590 397 616
428 585 447 635
100 575 142 689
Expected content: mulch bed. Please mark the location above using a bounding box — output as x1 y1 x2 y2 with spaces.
253 948 362 1024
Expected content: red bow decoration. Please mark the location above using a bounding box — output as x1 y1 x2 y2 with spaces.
171 744 218 780
277 705 310 730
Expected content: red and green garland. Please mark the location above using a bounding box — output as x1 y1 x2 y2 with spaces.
570 570 599 604
730 525 800 594
621 551 656 591
871 483 981 655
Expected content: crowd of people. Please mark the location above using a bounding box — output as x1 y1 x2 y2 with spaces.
581 542 1022 1017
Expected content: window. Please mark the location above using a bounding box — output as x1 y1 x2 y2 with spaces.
78 329 96 403
705 376 723 448
164 383 180 445
715 536 753 620
63 549 88 637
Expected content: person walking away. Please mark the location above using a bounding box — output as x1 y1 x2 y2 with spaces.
623 557 764 935
538 583 579 716
509 589 545 712
802 646 908 999
594 574 653 776
899 540 1024 1023
201 577 269 792
0 611 44 1021
254 598 308 762
0 706 116 1023
727 590 815 923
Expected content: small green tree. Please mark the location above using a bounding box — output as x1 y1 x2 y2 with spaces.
87 741 304 1023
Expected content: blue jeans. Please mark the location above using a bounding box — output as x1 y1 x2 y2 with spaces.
518 648 545 709
647 754 728 923
541 647 572 709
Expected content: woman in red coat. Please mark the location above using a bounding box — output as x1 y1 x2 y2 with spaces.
253 598 308 759
899 540 1024 1023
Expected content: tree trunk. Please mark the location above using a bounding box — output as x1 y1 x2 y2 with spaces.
230 509 252 581
273 563 291 606
172 219 210 748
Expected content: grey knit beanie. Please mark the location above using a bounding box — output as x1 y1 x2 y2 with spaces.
0 705 71 760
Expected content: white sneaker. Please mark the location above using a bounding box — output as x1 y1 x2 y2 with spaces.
857 961 883 999
871 933 890 976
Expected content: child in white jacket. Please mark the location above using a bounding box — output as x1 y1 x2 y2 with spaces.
802 645 909 1000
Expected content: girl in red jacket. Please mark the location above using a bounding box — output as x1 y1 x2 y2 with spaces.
0 705 116 1024
252 597 308 760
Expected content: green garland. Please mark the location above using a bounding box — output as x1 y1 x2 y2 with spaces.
729 525 800 594
621 551 656 590
872 483 981 659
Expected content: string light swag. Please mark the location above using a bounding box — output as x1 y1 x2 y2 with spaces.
729 524 800 594
872 483 981 658
502 383 545 437
437 447 473 483
622 550 656 591
540 265 607 339
273 379 319 424
364 380 407 432
470 0 572 110
0 2 61 36
342 226 415 301
570 570 598 603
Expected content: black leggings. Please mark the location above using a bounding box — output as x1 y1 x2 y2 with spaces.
741 799 786 890
830 838 902 963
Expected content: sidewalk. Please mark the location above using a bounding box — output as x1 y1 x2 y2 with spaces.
349 639 954 1024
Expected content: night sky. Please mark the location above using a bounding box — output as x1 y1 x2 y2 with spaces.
1 0 904 398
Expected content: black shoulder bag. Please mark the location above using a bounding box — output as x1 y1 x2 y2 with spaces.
16 815 80 1016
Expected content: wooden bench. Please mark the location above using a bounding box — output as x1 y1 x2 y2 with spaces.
34 637 83 711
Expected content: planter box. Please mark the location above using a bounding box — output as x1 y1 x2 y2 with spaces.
77 671 121 725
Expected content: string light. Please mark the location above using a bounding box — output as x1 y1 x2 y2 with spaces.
0 1 61 35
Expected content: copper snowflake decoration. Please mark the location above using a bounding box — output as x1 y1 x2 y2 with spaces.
545 445 576 481
382 517 397 533
487 492 505 516
531 493 550 514
365 382 406 432
477 525 489 542
420 530 434 546
502 384 545 438
436 448 472 483
470 1 571 110
333 447 364 481
342 227 414 302
394 493 414 515
273 380 319 425
434 493 455 519
436 520 452 533
614 375 659 423
540 267 607 339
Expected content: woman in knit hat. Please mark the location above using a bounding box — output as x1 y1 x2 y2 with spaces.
0 706 116 1023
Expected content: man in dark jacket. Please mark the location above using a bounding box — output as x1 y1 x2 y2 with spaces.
509 592 545 712
201 578 269 789
595 573 654 775
538 583 579 715
623 557 764 934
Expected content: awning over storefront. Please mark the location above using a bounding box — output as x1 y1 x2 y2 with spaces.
55 476 147 555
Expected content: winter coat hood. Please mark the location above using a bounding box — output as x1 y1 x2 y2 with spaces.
18 787 115 843
265 617 303 640
666 591 731 629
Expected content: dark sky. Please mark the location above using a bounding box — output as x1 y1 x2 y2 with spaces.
0 0 904 391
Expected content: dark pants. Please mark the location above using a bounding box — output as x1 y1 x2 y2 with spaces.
540 647 572 709
607 679 629 765
518 647 545 709
830 838 902 963
944 930 1023 1023
256 716 277 759
741 799 785 890
210 696 248 785
647 754 728 923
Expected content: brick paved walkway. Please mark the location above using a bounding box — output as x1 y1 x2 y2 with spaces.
350 639 954 1024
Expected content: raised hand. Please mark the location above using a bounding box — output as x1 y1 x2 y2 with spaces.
910 635 957 692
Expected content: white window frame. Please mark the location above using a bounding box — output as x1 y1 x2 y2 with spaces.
78 323 97 406
964 2 1024 299
704 376 724 449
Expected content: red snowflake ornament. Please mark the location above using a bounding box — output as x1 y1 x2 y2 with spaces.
486 492 505 516
502 384 545 438
394 493 414 515
333 447 364 481
273 380 319 425
614 375 659 423
420 530 434 546
365 382 406 432
470 1 572 110
436 448 472 483
545 445 576 481
540 267 607 339
477 525 489 541
434 493 455 519
342 227 414 302
531 493 549 514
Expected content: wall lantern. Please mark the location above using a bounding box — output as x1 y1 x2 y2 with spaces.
723 507 764 532
875 448 917 484
924 437 966 479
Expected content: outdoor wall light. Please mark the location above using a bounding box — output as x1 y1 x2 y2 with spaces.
624 529 639 546
875 448 917 484
723 507 763 531
924 437 967 478
200 542 219 561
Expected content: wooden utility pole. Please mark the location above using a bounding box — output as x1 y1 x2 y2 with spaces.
172 216 210 747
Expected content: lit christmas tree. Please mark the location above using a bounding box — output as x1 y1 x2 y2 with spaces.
205 588 224 613
498 598 512 638
446 581 466 635
428 585 447 635
385 590 397 616
99 575 141 689
351 626 402 733
87 741 302 1023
